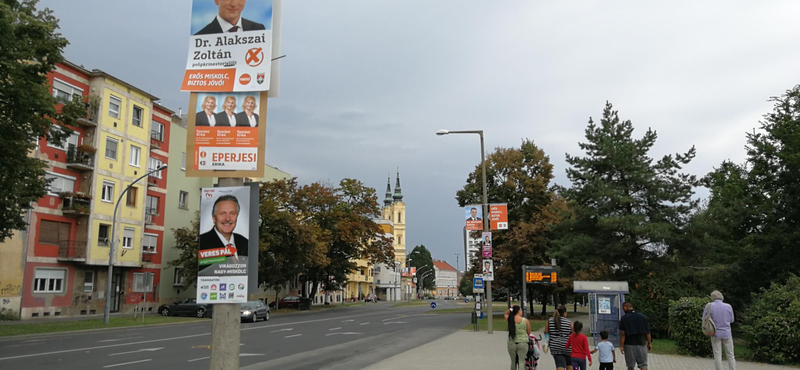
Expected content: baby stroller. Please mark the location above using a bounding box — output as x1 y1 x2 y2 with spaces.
524 334 542 369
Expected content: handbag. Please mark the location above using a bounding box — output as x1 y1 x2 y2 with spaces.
702 303 717 336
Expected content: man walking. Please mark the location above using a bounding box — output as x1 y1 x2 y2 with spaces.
619 301 651 370
703 290 736 370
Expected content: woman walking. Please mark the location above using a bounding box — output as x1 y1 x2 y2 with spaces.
505 305 531 370
545 305 574 370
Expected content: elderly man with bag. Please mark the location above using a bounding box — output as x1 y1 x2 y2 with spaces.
702 290 736 370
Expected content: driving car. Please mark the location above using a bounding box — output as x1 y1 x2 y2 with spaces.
240 300 269 322
269 295 300 309
158 298 213 318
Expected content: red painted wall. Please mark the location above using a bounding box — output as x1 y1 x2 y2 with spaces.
21 262 76 308
32 214 77 258
125 268 161 304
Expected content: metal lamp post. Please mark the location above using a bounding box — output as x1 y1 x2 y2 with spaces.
103 164 167 324
436 129 493 333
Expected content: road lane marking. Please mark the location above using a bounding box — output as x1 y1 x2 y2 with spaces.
382 317 403 321
271 328 293 333
240 353 265 357
108 347 163 356
360 322 369 325
328 327 341 331
325 332 363 336
341 319 354 322
383 321 408 325
0 310 422 361
99 336 144 343
187 356 209 363
103 359 152 368
284 334 302 338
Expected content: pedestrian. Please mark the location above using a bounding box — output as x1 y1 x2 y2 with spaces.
703 290 736 370
591 330 616 370
505 305 532 370
619 301 651 370
544 304 574 370
565 320 592 370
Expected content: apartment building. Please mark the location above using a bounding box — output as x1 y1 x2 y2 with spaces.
433 260 458 299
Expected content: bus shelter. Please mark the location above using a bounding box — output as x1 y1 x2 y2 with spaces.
573 281 629 347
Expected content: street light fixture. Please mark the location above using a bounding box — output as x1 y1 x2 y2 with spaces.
437 128 493 333
103 164 167 324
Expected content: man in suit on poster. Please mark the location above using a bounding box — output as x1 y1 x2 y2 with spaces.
199 195 248 270
195 0 266 35
467 207 482 221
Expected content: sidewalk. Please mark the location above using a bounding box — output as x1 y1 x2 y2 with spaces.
363 328 795 370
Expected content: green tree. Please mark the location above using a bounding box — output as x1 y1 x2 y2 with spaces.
455 139 563 315
168 212 200 288
551 102 698 280
0 0 84 241
407 245 434 289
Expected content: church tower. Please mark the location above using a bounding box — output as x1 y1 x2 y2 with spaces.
382 171 406 267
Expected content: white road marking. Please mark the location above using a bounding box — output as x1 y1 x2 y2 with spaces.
271 328 293 333
325 332 363 336
383 321 408 325
284 334 302 338
0 310 414 362
240 353 265 357
187 356 209 363
99 336 144 343
341 319 354 322
103 359 152 368
108 347 164 356
328 327 341 331
360 322 369 325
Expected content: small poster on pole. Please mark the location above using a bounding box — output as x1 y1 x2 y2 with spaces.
482 260 494 281
481 231 492 258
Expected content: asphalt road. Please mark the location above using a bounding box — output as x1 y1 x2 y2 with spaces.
0 300 468 370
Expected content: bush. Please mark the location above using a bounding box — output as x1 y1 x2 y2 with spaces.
628 265 706 338
0 308 20 321
668 297 712 357
741 275 800 364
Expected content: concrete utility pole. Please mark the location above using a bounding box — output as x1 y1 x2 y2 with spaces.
436 129 493 334
209 177 243 370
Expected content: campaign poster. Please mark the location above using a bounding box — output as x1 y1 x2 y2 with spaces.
197 186 251 304
465 205 483 231
482 259 494 281
401 267 416 278
489 203 508 230
598 297 612 314
481 231 492 258
186 92 267 177
182 0 274 92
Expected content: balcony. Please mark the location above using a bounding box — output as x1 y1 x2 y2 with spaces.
65 145 96 171
141 252 155 263
75 95 100 127
60 193 91 216
58 240 87 261
146 175 159 187
144 210 158 225
150 131 163 150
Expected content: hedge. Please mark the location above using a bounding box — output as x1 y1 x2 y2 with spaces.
741 275 800 364
668 297 713 357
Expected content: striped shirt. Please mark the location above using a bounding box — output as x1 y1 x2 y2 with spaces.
548 317 572 356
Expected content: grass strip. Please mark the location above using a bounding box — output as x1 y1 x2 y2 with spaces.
0 315 198 337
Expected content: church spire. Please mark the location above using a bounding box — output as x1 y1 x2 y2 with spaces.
393 168 404 202
383 175 393 206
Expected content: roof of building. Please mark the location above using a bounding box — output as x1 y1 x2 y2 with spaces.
63 59 160 101
433 260 457 272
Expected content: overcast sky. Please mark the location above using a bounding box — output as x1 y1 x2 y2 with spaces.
40 0 800 271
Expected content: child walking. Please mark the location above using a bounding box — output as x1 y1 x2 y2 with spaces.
591 330 617 370
565 320 592 370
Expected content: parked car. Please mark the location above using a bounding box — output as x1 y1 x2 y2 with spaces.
364 294 377 302
158 298 213 318
269 295 301 309
240 300 269 322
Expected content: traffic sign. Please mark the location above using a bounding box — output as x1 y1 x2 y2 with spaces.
465 298 469 303
430 302 437 309
473 275 485 294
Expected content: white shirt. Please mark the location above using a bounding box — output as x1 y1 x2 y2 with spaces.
214 227 238 259
216 15 242 33
205 111 216 127
245 113 256 127
225 112 236 127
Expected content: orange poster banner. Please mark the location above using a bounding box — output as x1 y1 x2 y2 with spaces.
489 204 508 230
181 69 237 91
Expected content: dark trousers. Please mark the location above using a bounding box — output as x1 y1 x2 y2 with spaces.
571 358 587 370
599 363 614 370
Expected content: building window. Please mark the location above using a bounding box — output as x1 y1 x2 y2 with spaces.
173 268 184 286
122 227 134 249
98 224 110 246
148 158 163 178
398 235 402 245
83 271 95 292
47 126 80 152
143 233 158 254
38 220 70 245
146 195 159 215
45 171 76 196
133 272 154 292
181 153 186 171
398 212 402 223
34 269 66 293
132 105 143 127
129 145 141 167
108 95 121 119
105 137 118 160
151 122 164 141
126 186 137 207
101 181 114 202
178 191 188 209
52 78 83 103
